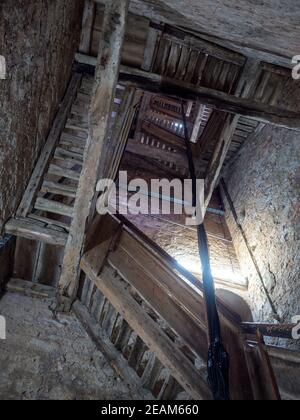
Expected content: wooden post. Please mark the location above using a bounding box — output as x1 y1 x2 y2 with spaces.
57 0 129 311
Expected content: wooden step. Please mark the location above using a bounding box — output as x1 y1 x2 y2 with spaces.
5 218 67 246
41 180 77 198
34 197 74 218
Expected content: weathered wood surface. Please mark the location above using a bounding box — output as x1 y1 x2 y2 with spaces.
16 74 82 218
118 66 300 130
242 322 297 340
58 0 129 309
81 260 212 400
75 54 299 129
5 278 55 299
5 218 67 247
79 0 96 54
126 138 187 169
35 197 74 218
108 246 208 358
204 115 240 209
82 213 255 399
73 300 155 400
244 341 281 400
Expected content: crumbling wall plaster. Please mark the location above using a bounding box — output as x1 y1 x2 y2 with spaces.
0 0 84 230
223 125 300 327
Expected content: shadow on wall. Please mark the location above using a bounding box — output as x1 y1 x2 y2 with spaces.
0 236 15 291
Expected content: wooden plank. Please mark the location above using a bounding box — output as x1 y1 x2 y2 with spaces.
16 74 82 218
79 0 96 54
162 26 245 66
80 260 212 400
5 278 55 299
5 218 67 246
141 120 185 150
54 147 84 164
48 164 80 181
34 198 74 218
126 138 187 169
117 66 300 130
58 0 130 310
204 115 240 209
244 341 281 400
108 247 208 358
190 105 207 144
73 300 155 400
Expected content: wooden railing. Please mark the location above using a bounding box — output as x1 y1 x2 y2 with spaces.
77 213 285 400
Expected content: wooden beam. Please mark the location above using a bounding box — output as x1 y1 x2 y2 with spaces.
75 54 299 129
81 260 212 400
126 138 187 168
190 105 207 144
108 246 208 358
73 300 155 400
16 74 82 218
142 22 161 72
5 218 67 247
34 197 74 218
57 0 129 310
142 120 185 150
118 66 300 130
204 115 240 208
204 59 265 208
79 0 96 54
5 278 55 299
242 323 296 340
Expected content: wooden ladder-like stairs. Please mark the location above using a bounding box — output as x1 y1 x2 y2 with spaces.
4 73 125 247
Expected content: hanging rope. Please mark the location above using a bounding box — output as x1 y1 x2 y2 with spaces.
181 102 230 401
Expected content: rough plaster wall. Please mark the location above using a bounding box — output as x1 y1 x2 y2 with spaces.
0 0 83 230
223 125 300 326
0 293 139 400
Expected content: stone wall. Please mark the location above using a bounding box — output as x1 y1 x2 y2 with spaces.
0 0 84 231
223 125 300 325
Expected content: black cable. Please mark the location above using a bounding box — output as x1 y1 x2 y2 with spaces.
181 102 230 401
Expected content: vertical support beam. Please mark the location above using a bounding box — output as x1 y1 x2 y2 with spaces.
58 0 129 311
141 22 162 72
79 0 96 54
